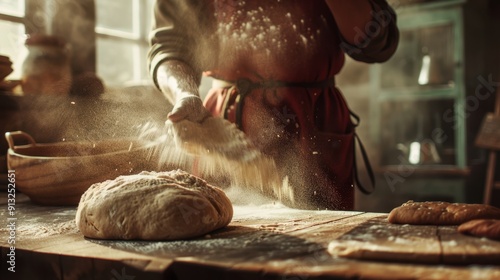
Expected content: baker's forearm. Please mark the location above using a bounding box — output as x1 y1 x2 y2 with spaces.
156 60 200 104
325 0 373 45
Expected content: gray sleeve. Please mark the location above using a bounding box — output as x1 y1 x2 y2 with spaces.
147 0 210 89
339 0 399 63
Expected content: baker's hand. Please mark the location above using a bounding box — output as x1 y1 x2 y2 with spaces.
0 55 13 81
168 94 211 123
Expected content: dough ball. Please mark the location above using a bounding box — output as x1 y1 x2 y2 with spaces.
75 170 233 240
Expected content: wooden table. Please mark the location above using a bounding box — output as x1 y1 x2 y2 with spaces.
1 194 500 280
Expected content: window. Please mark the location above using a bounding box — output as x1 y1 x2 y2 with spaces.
95 0 155 87
0 0 26 79
0 0 155 87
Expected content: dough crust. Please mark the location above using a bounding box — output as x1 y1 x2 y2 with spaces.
75 170 233 240
458 219 500 240
388 201 500 225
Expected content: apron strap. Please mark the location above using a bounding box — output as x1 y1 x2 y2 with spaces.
350 110 376 194
232 78 336 129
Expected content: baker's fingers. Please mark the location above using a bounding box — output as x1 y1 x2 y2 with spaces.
167 109 187 123
167 108 210 123
167 96 210 123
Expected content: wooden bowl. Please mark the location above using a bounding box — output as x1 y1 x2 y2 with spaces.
5 131 162 206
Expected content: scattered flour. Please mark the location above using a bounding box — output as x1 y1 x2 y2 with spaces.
1 220 80 240
214 1 320 56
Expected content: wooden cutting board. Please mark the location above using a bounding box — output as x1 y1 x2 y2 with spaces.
328 216 500 265
2 195 500 279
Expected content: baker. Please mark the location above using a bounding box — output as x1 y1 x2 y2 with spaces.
148 0 399 210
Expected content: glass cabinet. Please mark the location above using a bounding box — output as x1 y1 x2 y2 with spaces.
348 0 497 210
370 0 467 173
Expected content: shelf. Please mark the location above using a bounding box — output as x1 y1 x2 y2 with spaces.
391 0 467 12
377 86 458 101
375 165 470 177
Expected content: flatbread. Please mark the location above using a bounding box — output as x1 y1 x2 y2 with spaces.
458 219 500 240
388 201 500 225
75 170 233 240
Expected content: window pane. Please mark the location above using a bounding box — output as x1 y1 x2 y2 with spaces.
97 37 137 86
379 24 455 89
95 0 136 35
0 0 25 16
0 21 26 79
144 0 155 34
379 99 456 166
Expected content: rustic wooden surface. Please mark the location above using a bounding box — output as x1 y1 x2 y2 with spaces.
328 216 500 265
1 194 500 280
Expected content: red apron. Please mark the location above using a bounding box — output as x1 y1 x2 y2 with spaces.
202 1 372 210
204 78 364 210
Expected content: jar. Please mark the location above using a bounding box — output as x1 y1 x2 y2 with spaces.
20 34 72 95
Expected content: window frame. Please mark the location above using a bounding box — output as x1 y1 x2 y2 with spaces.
0 0 25 20
94 0 152 86
0 0 26 80
0 13 24 24
0 0 154 87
